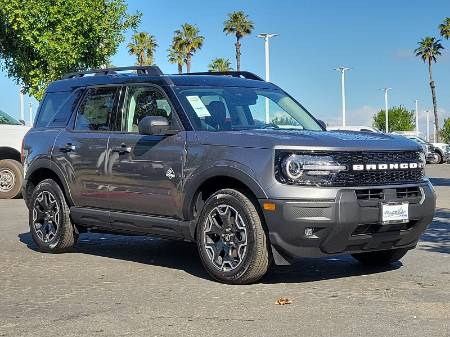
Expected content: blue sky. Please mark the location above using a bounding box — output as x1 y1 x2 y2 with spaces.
1 0 449 132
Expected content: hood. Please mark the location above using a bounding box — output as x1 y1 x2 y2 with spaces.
195 129 422 152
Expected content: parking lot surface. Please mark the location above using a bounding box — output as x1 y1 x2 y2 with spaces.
0 165 449 337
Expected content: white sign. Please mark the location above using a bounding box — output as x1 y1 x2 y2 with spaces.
186 96 210 117
382 203 409 223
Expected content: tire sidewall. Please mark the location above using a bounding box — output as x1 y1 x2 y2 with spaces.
196 190 262 282
29 180 70 252
0 159 23 199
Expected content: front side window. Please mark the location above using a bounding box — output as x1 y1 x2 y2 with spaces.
121 86 173 132
175 87 322 132
35 92 69 128
75 87 118 131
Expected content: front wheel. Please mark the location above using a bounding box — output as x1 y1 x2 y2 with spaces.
351 248 409 266
0 159 23 199
196 189 270 284
29 179 78 252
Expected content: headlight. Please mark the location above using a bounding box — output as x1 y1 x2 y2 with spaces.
279 154 346 186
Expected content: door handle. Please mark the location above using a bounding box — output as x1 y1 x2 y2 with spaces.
112 144 132 154
60 143 76 153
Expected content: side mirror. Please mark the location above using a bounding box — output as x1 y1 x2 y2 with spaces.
19 119 26 126
138 116 169 135
317 120 327 130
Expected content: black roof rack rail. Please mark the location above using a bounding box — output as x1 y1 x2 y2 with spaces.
185 71 264 81
62 66 163 79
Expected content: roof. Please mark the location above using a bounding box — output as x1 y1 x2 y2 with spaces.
46 70 278 93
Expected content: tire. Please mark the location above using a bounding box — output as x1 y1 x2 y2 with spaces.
196 189 270 284
434 151 443 164
351 248 409 266
0 159 23 199
29 179 78 253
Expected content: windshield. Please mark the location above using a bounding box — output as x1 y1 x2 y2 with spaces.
175 87 323 131
0 111 21 125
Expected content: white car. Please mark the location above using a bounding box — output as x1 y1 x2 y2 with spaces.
430 142 450 163
0 111 30 198
327 125 380 133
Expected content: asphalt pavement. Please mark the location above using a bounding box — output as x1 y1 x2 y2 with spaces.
0 165 448 337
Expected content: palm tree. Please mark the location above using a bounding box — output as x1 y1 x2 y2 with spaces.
439 18 450 40
415 37 444 141
168 39 185 74
223 11 254 71
127 32 158 66
208 58 233 72
173 23 204 73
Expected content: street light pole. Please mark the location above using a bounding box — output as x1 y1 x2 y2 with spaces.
29 102 33 126
415 99 419 136
426 110 430 142
257 33 278 123
19 85 24 123
380 88 391 133
334 67 351 127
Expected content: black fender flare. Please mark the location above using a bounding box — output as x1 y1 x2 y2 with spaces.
181 161 268 220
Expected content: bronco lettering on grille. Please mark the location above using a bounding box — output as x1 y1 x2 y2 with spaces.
352 163 423 171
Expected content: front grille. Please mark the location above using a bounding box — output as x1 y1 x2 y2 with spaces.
275 150 425 187
356 189 384 200
396 187 421 199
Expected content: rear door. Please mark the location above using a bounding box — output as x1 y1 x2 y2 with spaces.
106 84 186 219
53 86 121 209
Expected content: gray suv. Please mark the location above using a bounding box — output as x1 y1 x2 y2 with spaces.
22 66 436 284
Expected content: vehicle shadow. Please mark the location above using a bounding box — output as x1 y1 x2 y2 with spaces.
18 231 401 284
429 177 450 186
418 209 450 254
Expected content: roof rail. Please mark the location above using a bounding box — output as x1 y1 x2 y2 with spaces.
62 66 163 79
185 71 264 81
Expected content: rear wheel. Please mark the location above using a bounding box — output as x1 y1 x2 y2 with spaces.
196 189 269 284
351 248 409 266
433 151 443 164
29 179 78 252
0 159 23 199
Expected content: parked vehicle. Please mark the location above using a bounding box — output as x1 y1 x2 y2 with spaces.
327 125 380 133
0 111 30 199
430 141 450 163
406 136 441 164
22 66 436 284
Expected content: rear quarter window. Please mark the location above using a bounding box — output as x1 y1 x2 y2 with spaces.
35 91 70 128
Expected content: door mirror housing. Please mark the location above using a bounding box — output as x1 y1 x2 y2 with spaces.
138 116 170 135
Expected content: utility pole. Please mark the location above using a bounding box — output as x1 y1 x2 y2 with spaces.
415 99 419 136
334 67 351 127
380 88 391 132
257 33 278 123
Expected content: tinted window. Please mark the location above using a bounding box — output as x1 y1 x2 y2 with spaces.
35 92 69 127
48 89 84 128
121 86 172 132
75 87 118 131
0 111 21 125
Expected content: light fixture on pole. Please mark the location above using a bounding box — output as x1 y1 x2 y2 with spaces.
257 33 278 123
334 67 351 127
415 99 419 136
380 88 391 133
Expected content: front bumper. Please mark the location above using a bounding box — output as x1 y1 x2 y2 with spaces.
260 181 436 261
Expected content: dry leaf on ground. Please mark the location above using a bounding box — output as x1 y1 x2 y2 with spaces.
275 297 293 305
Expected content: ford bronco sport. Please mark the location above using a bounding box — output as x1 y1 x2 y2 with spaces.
22 66 436 284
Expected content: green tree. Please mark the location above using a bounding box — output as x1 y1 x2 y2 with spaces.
415 37 444 142
440 118 450 143
167 38 185 74
439 17 450 40
372 106 415 132
127 32 158 66
208 58 233 72
223 11 254 71
0 0 140 99
173 23 204 73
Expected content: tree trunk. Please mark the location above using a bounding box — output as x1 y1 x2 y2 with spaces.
178 62 183 74
235 38 241 71
186 55 191 73
428 59 440 142
139 50 145 66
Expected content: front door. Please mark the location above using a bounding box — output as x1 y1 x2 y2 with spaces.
53 86 120 209
106 84 185 218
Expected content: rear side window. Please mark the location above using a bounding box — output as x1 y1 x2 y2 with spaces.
35 92 69 128
48 89 84 128
75 87 119 131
